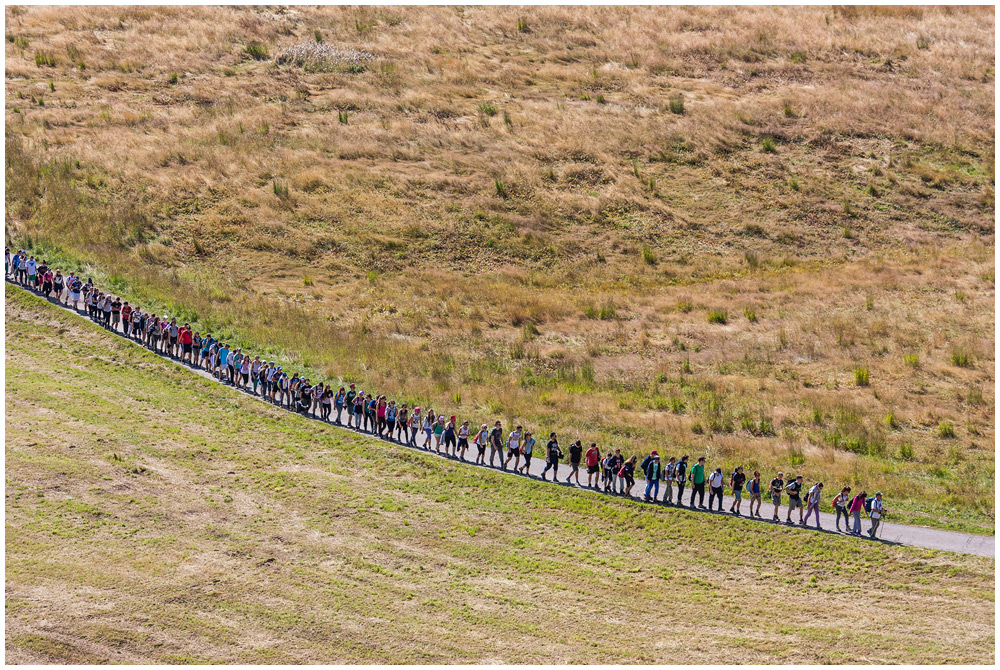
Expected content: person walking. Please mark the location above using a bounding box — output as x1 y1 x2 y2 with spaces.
663 456 676 504
334 387 346 424
457 420 470 461
708 467 724 511
675 456 688 504
585 443 601 488
747 471 762 518
848 490 867 536
565 440 583 485
489 421 504 467
642 451 661 502
396 404 408 443
474 423 488 465
832 486 852 532
804 481 824 529
519 431 535 474
868 492 885 538
385 400 398 438
408 407 421 447
729 466 746 515
541 433 562 482
786 475 805 525
504 425 523 471
689 456 706 509
770 472 785 521
621 455 637 497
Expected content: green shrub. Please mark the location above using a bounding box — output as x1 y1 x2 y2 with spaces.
681 358 691 374
884 412 899 430
691 421 704 434
34 51 57 67
707 309 728 325
937 421 955 439
743 307 758 323
676 299 693 313
668 94 684 115
494 179 509 199
48 80 55 92
641 244 657 265
338 110 348 124
478 102 497 117
598 300 616 320
596 94 606 104
272 180 290 200
244 42 269 61
783 101 796 118
760 137 777 153
789 51 806 63
853 366 870 387
314 30 323 43
898 442 915 461
903 353 919 368
950 347 973 368
517 17 530 33
168 72 179 85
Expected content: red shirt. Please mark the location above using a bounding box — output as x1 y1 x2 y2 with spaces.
180 329 193 345
586 447 601 467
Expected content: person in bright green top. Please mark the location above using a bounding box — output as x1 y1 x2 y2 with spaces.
688 456 707 509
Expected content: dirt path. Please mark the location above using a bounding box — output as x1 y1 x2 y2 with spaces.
8 280 994 558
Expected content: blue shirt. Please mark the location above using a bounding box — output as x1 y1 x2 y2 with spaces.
219 348 229 365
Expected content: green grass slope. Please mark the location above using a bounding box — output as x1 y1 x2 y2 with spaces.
4 284 995 664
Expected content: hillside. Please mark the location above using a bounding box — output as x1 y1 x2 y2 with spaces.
3 5 996 533
4 286 995 663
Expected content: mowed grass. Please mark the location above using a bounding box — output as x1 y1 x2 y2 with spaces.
4 286 995 664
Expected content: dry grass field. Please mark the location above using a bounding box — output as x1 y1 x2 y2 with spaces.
4 286 996 663
4 5 995 533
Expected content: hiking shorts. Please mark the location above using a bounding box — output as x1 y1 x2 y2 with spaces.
733 489 742 500
587 465 599 474
788 497 802 510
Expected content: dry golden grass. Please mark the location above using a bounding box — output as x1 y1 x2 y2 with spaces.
4 5 995 531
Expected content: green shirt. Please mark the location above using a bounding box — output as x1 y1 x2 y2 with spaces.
691 463 705 484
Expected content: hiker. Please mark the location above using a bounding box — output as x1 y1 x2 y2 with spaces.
585 443 601 487
868 492 885 538
565 440 583 485
517 431 533 473
848 490 867 536
421 410 434 448
396 404 409 442
504 425 523 470
344 384 357 427
642 451 661 502
708 467 724 511
689 456 706 509
747 471 762 517
474 423 488 464
770 472 785 521
609 449 624 494
786 475 805 525
832 486 852 532
541 433 562 481
456 420 470 460
443 416 457 455
729 466 746 515
621 455 637 496
489 421 503 466
804 481 823 529
663 456 676 504
675 455 688 503
321 385 333 421
385 401 397 439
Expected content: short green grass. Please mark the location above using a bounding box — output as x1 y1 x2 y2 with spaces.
4 286 995 663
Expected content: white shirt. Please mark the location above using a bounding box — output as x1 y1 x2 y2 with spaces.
871 498 883 519
709 471 723 488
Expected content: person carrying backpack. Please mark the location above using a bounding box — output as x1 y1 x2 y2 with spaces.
541 433 562 482
848 490 867 536
785 475 805 525
708 467 724 511
803 482 823 529
585 443 601 488
621 455 637 497
688 457 706 509
868 492 885 538
831 486 852 532
747 471 762 517
729 466 746 516
642 451 661 502
674 456 688 504
663 456 676 505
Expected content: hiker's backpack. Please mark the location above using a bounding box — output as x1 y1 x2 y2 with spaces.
864 496 875 515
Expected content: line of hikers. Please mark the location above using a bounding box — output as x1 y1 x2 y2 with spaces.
5 249 889 539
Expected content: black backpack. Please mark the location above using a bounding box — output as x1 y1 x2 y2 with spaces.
864 496 875 515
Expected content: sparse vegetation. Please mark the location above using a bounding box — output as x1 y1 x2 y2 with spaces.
707 309 728 325
244 41 269 61
854 366 870 387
